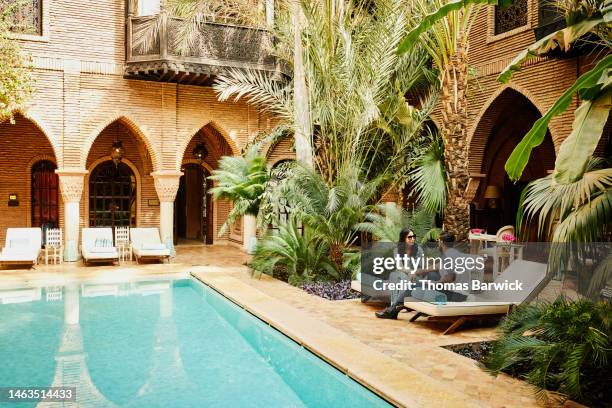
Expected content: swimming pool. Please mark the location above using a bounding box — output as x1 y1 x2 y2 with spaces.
0 278 391 407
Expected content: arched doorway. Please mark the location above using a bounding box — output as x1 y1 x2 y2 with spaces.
0 113 59 243
175 124 234 245
89 161 136 227
470 89 556 236
174 163 213 244
84 118 156 231
31 160 59 228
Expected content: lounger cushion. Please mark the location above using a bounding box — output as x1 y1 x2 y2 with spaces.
89 247 116 253
404 297 511 316
9 239 30 249
141 243 167 251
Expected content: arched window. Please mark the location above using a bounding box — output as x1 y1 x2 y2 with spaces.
89 162 136 227
31 160 59 228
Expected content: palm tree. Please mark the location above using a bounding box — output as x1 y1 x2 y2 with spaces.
207 145 270 236
214 0 437 191
397 0 481 240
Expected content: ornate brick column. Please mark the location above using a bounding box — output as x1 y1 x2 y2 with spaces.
152 171 182 252
56 169 88 262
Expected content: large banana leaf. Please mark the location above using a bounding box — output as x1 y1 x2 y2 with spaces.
396 0 512 55
504 56 612 182
554 89 612 184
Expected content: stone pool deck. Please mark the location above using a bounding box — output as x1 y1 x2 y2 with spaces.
0 244 541 407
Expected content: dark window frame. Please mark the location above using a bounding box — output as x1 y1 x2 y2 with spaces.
89 161 137 228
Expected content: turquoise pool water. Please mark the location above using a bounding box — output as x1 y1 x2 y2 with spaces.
0 278 391 407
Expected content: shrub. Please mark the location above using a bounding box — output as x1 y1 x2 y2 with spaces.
484 298 612 406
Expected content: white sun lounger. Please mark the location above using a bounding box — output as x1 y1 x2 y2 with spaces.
81 228 119 265
130 228 170 263
0 228 42 267
404 260 548 334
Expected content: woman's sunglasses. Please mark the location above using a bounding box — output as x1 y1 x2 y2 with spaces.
407 235 417 239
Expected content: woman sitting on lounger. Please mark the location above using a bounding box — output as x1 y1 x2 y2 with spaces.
375 228 425 319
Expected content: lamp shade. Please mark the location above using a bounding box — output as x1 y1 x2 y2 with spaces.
483 185 502 199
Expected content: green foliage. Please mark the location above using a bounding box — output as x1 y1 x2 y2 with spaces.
484 298 612 406
396 0 511 55
504 56 612 182
281 163 381 279
518 158 612 242
207 146 269 235
215 0 436 191
0 6 33 123
356 204 436 243
408 137 447 214
249 218 337 285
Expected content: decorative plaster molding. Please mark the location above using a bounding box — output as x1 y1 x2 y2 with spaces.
56 169 88 203
152 171 183 202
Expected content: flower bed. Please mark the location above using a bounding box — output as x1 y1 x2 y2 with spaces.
301 280 360 300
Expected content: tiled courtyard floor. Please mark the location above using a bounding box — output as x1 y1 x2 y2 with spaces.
0 245 542 407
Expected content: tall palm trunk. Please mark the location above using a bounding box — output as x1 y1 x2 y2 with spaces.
292 0 313 167
439 36 470 241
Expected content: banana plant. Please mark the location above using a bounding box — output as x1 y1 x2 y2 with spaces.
499 0 612 182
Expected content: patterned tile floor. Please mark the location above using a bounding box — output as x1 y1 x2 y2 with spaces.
0 244 543 407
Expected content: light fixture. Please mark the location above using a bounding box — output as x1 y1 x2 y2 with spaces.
483 185 502 209
111 140 124 165
192 142 208 164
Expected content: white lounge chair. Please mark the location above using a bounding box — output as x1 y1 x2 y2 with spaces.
404 260 548 334
0 228 42 267
81 228 119 265
130 228 170 263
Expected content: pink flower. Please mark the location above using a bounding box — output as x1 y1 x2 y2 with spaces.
501 233 516 242
471 228 482 234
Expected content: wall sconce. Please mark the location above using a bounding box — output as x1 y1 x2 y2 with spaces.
8 194 19 207
483 185 501 209
192 142 208 164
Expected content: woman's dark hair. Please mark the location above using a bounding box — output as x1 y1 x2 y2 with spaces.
398 228 418 257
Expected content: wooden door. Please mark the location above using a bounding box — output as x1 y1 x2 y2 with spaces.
184 164 202 240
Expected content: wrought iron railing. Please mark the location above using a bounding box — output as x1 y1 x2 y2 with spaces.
126 13 276 72
494 0 528 35
0 0 42 34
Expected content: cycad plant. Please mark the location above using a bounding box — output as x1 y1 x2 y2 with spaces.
484 297 612 406
207 145 269 235
250 217 337 285
280 163 381 278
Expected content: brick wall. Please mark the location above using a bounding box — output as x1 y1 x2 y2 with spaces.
0 115 63 243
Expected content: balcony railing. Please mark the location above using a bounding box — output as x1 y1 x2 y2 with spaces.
125 13 281 86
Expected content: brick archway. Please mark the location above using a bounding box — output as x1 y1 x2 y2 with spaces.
469 87 556 234
82 115 160 171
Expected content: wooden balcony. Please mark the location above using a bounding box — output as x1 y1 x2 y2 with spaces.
125 13 282 86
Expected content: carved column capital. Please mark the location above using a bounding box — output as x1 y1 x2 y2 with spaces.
56 168 88 203
152 171 183 203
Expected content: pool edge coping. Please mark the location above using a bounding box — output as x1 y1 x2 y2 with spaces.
191 271 480 408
